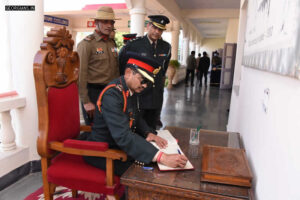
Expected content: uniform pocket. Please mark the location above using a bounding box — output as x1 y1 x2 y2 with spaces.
95 52 108 60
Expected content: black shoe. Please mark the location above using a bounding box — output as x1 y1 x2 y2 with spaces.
191 84 194 87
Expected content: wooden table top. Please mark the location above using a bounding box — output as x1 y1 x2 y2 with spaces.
121 126 252 199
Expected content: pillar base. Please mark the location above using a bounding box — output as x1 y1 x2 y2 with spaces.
0 142 16 151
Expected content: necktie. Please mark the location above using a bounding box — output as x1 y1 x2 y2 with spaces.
152 42 156 50
152 42 156 57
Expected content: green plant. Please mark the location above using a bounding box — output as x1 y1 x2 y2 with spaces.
169 60 180 69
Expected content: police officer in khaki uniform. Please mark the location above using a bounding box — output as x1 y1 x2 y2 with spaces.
77 6 120 125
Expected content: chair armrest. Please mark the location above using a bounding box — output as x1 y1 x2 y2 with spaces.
63 139 108 151
49 141 127 161
80 125 91 132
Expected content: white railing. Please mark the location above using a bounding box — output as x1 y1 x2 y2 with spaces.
0 94 26 152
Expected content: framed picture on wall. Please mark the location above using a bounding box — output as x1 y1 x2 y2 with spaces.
243 0 300 79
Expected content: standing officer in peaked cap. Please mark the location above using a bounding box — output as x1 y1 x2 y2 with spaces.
84 52 187 176
122 33 137 45
118 33 138 75
119 15 171 131
77 6 120 125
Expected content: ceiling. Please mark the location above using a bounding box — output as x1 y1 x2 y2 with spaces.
174 0 240 9
174 0 240 38
45 0 241 39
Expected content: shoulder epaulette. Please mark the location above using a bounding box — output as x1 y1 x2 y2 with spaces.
115 84 124 92
84 34 95 41
97 84 127 113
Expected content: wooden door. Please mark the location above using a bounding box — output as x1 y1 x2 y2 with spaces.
220 43 237 89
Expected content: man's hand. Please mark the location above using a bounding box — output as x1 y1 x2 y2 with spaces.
83 102 95 119
146 133 168 149
159 153 188 168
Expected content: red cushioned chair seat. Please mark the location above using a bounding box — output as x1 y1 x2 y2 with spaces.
63 139 109 151
47 153 121 195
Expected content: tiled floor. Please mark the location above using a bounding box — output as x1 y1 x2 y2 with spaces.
0 81 232 200
161 82 231 130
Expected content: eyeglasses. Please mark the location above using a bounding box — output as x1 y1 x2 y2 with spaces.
140 78 151 85
132 68 152 85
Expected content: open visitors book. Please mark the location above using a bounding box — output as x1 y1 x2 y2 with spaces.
151 130 194 171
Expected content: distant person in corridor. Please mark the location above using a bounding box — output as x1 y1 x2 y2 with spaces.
198 51 210 87
185 51 196 87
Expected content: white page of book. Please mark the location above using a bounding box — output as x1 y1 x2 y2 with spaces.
151 130 194 171
156 130 178 144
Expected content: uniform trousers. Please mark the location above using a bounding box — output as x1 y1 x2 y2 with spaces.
199 70 208 86
139 109 160 131
81 83 106 125
83 156 133 177
185 69 195 85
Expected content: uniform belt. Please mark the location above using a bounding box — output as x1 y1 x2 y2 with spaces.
87 83 107 90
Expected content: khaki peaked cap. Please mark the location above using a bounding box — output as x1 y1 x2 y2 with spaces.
91 6 120 20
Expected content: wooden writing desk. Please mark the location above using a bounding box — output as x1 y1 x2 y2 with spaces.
121 126 254 200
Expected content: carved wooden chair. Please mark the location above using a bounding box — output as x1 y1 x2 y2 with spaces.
33 27 127 200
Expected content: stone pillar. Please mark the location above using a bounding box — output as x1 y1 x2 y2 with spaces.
72 31 78 50
0 111 15 151
8 0 44 160
0 96 26 151
181 24 190 66
196 43 201 55
196 35 202 56
128 0 146 36
189 30 195 52
0 1 13 93
182 37 190 66
171 21 180 60
189 40 195 52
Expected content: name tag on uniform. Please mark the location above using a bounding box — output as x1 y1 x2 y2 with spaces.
141 53 147 56
96 48 104 55
159 54 167 57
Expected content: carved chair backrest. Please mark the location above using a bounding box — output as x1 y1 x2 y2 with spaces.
33 27 80 157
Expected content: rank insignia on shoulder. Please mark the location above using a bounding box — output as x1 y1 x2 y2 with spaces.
115 84 124 92
96 47 104 55
84 35 95 41
153 66 161 75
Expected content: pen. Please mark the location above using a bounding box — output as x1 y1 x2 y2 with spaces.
143 166 153 171
177 149 182 154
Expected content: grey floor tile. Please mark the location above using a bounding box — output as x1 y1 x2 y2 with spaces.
0 172 42 200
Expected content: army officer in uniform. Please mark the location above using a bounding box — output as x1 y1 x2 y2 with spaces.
77 6 120 125
84 53 187 176
118 15 171 131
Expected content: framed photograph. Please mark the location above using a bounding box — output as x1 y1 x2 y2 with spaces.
243 0 300 79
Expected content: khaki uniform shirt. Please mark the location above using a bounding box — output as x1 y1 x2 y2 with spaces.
77 31 119 104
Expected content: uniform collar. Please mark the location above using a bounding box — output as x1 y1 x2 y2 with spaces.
94 30 109 41
146 34 157 46
120 76 129 93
